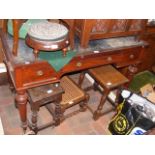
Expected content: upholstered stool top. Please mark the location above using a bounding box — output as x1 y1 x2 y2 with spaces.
27 21 69 41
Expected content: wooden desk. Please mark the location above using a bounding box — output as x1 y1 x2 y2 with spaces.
0 28 148 133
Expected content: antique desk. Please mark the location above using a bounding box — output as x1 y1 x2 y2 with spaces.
0 23 148 133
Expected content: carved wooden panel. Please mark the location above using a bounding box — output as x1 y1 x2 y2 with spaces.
91 19 145 33
111 19 127 32
92 19 110 33
129 19 144 31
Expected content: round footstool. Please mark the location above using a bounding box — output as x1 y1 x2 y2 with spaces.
25 21 70 59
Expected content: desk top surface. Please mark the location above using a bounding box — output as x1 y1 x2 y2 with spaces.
6 34 146 72
0 29 148 90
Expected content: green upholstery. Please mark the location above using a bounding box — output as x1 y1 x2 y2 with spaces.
39 50 77 71
7 19 47 39
129 71 155 93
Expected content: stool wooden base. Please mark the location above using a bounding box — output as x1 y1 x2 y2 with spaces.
27 76 88 134
79 65 129 120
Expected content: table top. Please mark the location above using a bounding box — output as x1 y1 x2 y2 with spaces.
6 34 146 69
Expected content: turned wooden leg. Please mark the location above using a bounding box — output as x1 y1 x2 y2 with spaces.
93 82 99 91
30 102 39 134
115 87 122 106
79 94 89 112
79 102 87 112
78 72 85 87
93 89 110 120
62 47 67 57
15 90 28 134
33 49 39 59
54 96 63 126
31 110 38 134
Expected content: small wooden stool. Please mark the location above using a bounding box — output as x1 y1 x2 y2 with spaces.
27 82 64 134
60 76 88 114
79 65 129 120
27 76 88 134
46 76 89 122
25 21 70 59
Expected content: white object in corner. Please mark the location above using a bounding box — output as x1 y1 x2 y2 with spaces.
108 91 116 102
0 117 4 135
0 63 6 73
85 73 94 84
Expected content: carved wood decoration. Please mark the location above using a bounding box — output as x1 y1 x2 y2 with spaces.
92 19 110 33
111 19 128 32
129 19 144 31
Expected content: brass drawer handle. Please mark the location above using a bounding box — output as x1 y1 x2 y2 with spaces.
36 70 44 76
76 62 82 67
129 54 134 59
107 56 112 61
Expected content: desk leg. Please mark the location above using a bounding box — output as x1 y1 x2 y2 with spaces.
15 90 28 134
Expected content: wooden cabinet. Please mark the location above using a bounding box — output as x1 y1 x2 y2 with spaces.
74 19 148 48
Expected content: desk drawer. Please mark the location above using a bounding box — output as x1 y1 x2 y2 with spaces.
115 47 142 68
122 48 141 61
15 61 59 89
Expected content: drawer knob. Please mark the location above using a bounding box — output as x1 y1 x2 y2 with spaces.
107 57 112 61
36 70 44 76
76 62 82 67
129 54 134 59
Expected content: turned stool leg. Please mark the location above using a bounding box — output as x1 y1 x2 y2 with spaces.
33 49 39 59
93 89 110 120
54 95 63 126
31 110 38 134
115 87 122 106
79 94 89 112
30 102 39 134
62 47 67 57
79 102 87 112
78 72 86 88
